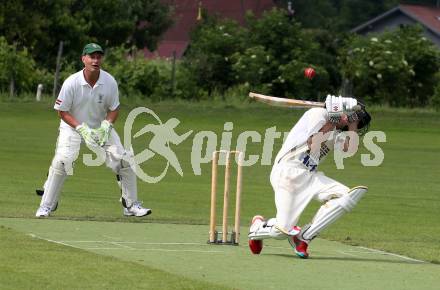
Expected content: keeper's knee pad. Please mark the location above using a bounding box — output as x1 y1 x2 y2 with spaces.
52 155 75 176
106 145 134 173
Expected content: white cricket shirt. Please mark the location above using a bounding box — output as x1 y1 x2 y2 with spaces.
274 108 329 164
54 69 120 129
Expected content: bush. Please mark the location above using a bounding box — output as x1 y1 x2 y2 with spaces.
103 46 206 100
339 26 440 107
183 15 246 92
185 8 331 99
0 37 49 95
430 76 440 111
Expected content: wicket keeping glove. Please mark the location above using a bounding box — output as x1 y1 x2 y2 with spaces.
325 95 344 123
76 123 99 147
95 120 113 146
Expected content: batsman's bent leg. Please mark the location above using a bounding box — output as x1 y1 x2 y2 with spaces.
299 186 368 242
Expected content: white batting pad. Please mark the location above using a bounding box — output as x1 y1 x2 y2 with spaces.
118 166 138 208
301 186 368 241
40 164 67 209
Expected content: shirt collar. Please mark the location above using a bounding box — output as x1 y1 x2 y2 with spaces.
80 69 104 86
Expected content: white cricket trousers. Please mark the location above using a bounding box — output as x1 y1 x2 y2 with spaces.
40 126 138 208
270 158 349 232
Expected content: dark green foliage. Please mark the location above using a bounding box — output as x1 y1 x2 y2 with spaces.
183 15 247 92
0 37 52 95
339 26 440 106
430 76 440 110
0 0 172 67
185 8 331 100
103 46 202 100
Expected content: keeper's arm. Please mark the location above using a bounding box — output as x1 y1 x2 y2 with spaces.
105 107 119 124
58 111 80 128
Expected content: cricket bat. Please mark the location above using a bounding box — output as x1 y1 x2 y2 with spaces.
248 92 325 109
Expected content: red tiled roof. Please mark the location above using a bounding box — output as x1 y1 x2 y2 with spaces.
352 4 440 37
146 0 277 58
400 4 440 35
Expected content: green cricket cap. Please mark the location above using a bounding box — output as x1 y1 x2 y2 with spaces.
82 43 104 55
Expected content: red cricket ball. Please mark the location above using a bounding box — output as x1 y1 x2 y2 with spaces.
249 239 263 254
304 67 316 79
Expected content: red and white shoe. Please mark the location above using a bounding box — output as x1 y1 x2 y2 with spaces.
248 215 265 255
288 235 309 259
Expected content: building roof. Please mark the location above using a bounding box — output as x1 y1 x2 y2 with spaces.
144 0 276 59
351 4 440 37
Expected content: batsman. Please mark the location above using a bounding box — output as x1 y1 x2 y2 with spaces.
35 43 151 218
248 95 371 258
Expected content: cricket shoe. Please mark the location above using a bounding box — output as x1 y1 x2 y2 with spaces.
123 202 152 217
288 235 309 259
35 206 51 217
248 215 265 255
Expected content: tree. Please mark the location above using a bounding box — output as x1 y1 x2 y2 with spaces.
0 0 173 67
183 14 247 92
338 25 440 106
184 8 332 98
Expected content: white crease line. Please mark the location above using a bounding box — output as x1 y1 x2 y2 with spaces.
28 233 81 249
357 246 425 263
109 242 135 249
102 235 120 240
337 250 362 258
85 247 225 253
27 234 225 253
59 241 210 246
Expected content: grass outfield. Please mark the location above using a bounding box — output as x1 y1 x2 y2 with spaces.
0 225 228 290
2 218 439 290
0 100 439 288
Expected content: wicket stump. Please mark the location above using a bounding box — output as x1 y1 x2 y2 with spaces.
208 150 243 245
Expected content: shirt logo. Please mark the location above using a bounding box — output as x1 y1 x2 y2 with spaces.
55 99 62 105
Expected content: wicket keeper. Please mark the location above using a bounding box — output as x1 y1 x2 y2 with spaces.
35 43 151 218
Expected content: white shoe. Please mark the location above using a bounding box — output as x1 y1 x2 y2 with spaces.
249 215 265 233
123 202 152 217
35 206 51 217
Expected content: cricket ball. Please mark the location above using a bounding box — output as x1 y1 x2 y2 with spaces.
249 239 263 254
304 67 316 79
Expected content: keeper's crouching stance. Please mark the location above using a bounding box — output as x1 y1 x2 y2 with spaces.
248 95 371 258
36 43 151 218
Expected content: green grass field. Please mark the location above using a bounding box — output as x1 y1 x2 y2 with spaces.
0 100 439 289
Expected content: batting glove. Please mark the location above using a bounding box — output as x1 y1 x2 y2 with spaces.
95 120 113 146
76 123 99 147
325 95 344 123
342 97 358 112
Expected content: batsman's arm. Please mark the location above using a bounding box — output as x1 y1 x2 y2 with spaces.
342 121 360 152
